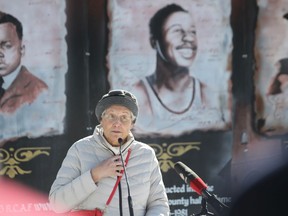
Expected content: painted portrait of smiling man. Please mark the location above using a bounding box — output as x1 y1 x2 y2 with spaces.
106 0 232 137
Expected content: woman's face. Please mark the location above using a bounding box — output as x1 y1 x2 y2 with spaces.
161 11 198 67
101 105 134 146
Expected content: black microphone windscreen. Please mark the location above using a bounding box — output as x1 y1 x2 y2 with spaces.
118 138 123 145
174 161 208 195
174 161 199 183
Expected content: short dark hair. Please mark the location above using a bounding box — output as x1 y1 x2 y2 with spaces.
149 4 187 42
0 11 23 40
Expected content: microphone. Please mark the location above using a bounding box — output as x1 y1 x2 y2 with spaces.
118 138 134 216
174 161 229 216
118 138 123 146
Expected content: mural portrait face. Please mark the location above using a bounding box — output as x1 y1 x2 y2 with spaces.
161 11 197 68
0 23 24 77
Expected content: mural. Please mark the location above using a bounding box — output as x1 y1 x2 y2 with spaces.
106 1 233 215
4 0 285 215
255 0 288 136
106 0 232 137
0 0 67 145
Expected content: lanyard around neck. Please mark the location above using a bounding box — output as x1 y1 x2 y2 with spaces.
105 148 132 207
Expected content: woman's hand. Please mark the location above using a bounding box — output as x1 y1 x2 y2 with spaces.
90 155 123 183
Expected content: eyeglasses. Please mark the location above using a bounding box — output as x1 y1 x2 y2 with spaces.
102 113 133 124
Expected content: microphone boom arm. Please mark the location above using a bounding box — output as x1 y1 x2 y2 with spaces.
174 161 229 216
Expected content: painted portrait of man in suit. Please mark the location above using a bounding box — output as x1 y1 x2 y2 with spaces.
0 1 67 144
0 11 48 114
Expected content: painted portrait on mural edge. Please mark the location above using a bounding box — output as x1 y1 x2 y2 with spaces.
0 0 67 145
254 0 288 136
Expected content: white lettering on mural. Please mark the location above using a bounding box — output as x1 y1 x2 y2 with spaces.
169 197 190 207
166 184 215 194
166 183 232 216
170 208 188 216
0 202 52 213
186 184 214 193
189 196 202 205
166 184 186 193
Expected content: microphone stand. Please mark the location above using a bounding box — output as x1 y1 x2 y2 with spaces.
118 138 134 216
194 198 215 216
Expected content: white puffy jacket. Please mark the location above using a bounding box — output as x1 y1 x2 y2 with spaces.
49 125 170 216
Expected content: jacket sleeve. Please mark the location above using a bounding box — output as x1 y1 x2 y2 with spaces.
145 153 170 216
49 144 97 213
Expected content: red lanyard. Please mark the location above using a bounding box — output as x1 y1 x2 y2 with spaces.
105 148 132 207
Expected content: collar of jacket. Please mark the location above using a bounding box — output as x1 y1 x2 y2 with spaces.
93 124 134 155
